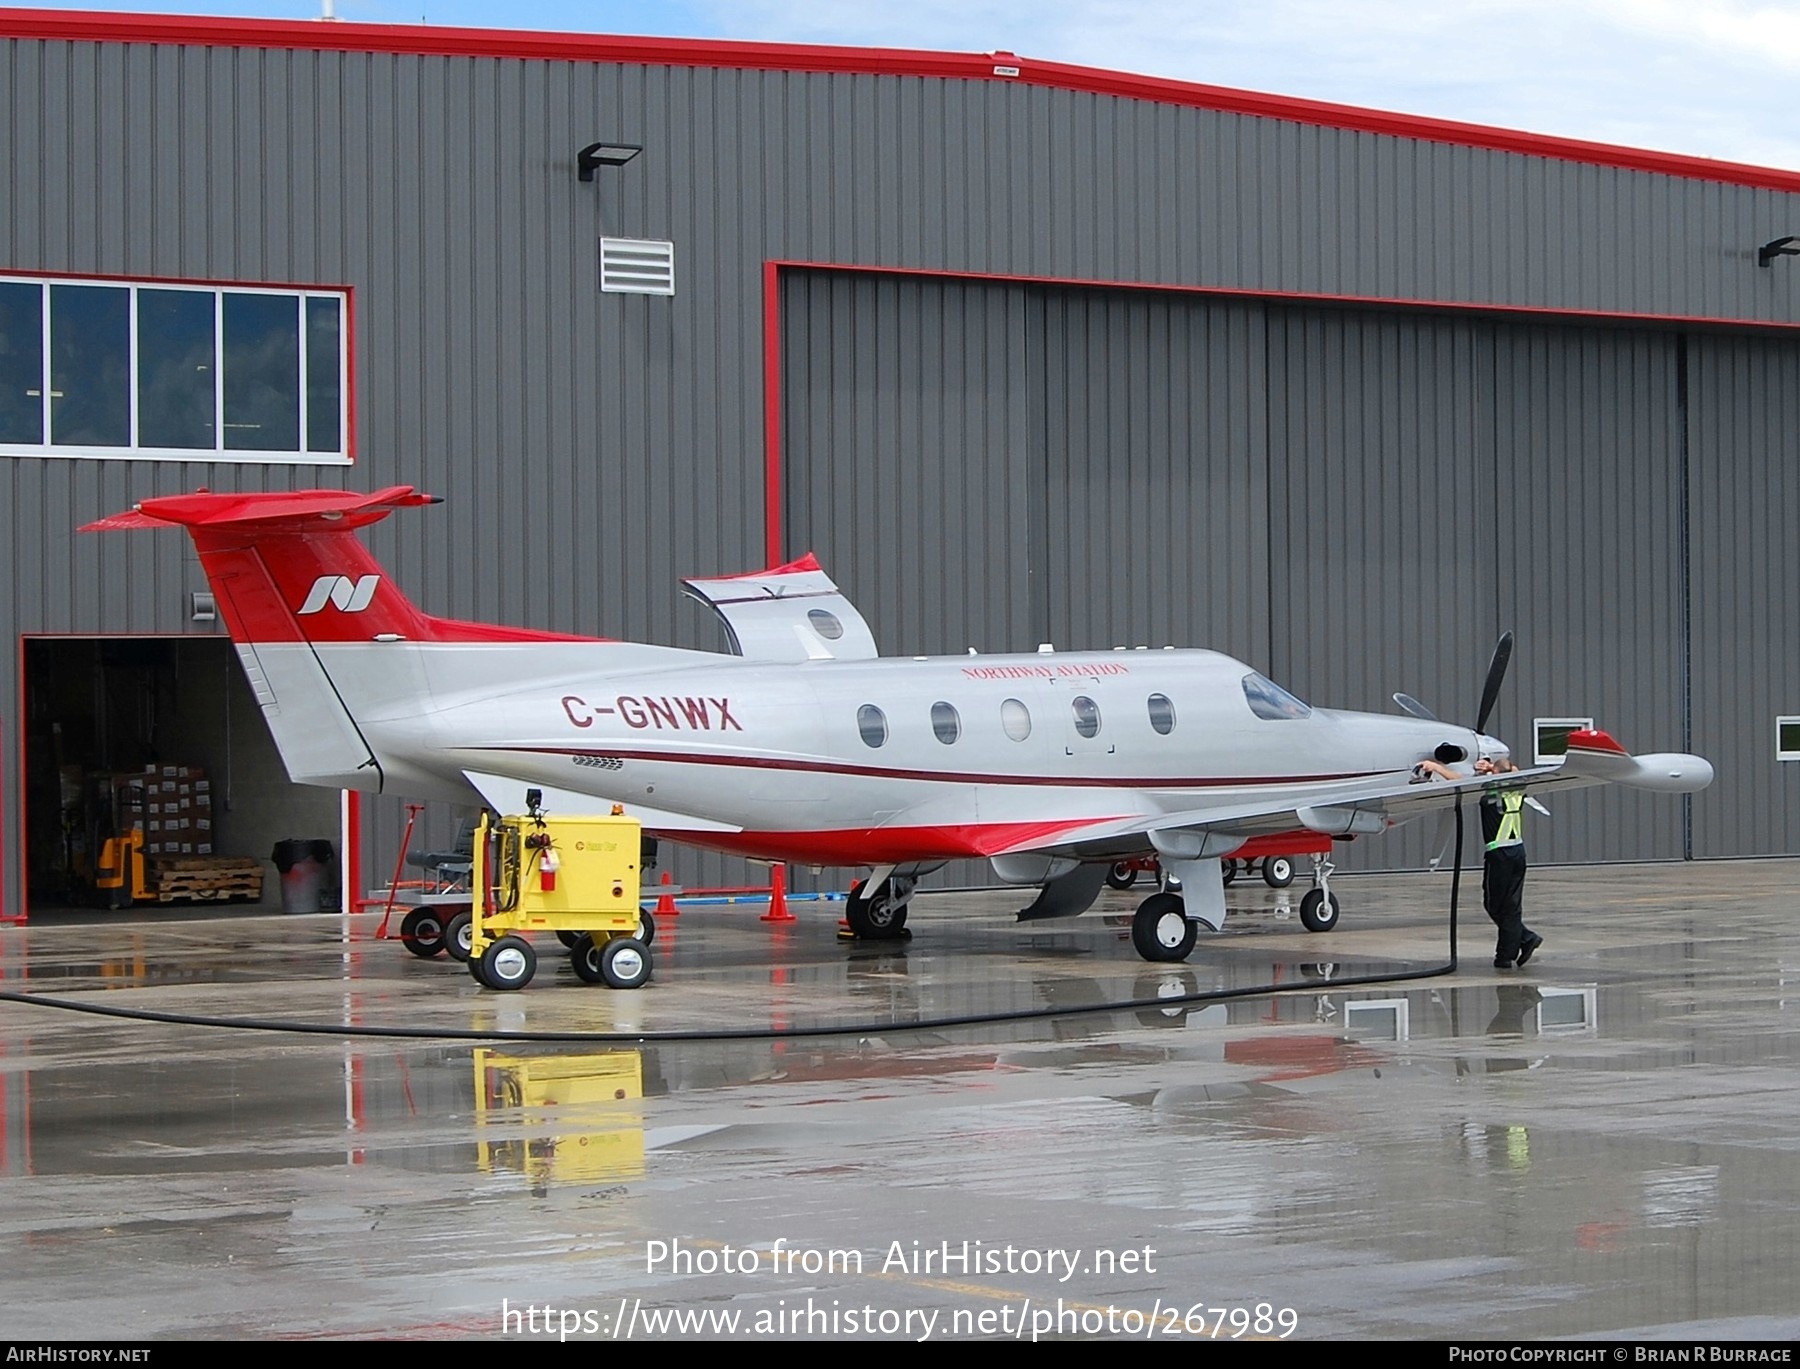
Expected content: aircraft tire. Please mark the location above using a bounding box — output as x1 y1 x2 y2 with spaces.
1299 889 1341 933
600 936 653 989
444 910 474 962
399 908 446 959
1131 893 1197 963
846 879 909 940
1105 862 1139 891
480 935 537 991
1263 857 1296 889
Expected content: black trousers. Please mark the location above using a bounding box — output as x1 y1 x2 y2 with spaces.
1482 845 1530 962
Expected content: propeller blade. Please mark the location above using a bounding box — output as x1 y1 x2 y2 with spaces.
1393 692 1438 721
1475 630 1515 733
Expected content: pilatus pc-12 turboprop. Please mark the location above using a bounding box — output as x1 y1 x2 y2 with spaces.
85 486 1714 963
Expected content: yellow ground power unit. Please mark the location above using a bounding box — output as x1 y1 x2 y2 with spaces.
464 799 651 992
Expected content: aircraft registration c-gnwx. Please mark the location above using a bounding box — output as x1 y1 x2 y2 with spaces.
83 487 1715 963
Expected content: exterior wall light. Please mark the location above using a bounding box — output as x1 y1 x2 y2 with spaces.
578 142 643 181
1757 235 1799 266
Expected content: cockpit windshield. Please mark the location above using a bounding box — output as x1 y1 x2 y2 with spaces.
1242 671 1312 720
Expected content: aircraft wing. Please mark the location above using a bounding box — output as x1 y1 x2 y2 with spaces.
990 730 1714 860
682 553 879 663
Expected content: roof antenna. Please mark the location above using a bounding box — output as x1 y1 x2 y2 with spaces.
318 0 339 18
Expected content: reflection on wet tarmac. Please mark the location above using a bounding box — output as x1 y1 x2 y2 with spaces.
1 866 1798 1339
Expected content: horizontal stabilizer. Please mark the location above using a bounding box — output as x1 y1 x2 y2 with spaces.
81 486 441 534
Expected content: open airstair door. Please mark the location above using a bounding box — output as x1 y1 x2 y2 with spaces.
682 553 880 663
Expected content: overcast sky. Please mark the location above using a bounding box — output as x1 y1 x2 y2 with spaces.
31 0 1800 172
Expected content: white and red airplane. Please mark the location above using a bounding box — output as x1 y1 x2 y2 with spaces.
85 486 1713 963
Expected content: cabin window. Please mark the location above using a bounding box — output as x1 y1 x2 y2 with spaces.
1147 693 1176 735
807 608 844 640
856 704 888 748
1241 672 1312 720
1001 697 1032 741
1071 695 1102 738
931 701 961 744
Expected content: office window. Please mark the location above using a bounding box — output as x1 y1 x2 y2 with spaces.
1778 717 1800 761
0 272 350 464
1534 717 1594 766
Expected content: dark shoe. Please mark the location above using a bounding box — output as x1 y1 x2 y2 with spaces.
1517 933 1543 967
1493 957 1515 969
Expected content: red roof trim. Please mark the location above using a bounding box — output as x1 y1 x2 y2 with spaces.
5 8 1800 194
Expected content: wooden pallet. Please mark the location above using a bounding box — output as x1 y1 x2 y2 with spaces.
148 857 265 903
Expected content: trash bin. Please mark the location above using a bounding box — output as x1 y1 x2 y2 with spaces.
271 838 337 913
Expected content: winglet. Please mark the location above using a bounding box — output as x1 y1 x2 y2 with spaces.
1562 730 1714 792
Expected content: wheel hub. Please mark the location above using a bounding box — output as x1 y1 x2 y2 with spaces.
491 946 528 981
609 946 645 980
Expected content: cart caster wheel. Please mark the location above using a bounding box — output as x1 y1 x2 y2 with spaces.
601 936 652 989
1263 856 1295 889
570 933 606 985
477 935 536 990
556 930 582 949
636 909 656 945
400 908 446 959
1220 859 1237 887
444 910 474 962
1105 862 1138 891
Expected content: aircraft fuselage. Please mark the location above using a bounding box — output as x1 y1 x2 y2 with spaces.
316 640 1475 864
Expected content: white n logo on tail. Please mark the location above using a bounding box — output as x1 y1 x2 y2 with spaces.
298 574 381 615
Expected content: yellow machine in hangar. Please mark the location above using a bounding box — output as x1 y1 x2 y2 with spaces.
465 793 651 992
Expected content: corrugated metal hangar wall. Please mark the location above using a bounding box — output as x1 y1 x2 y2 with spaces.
2 16 1799 912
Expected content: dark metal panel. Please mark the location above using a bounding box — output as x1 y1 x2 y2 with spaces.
1035 289 1269 664
779 270 1037 648
1491 326 1686 863
1687 334 1800 857
1266 308 1499 872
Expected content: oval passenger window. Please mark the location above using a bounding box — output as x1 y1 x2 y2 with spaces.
857 704 888 748
1071 695 1101 738
931 701 961 744
1001 697 1032 741
1147 693 1176 735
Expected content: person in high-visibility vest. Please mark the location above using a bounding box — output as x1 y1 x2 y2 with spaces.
1475 756 1542 969
1416 752 1544 969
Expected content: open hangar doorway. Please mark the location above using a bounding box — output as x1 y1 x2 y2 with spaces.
21 635 339 918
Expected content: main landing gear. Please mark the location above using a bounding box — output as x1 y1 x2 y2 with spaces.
1298 852 1341 932
1131 892 1198 962
844 874 916 941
